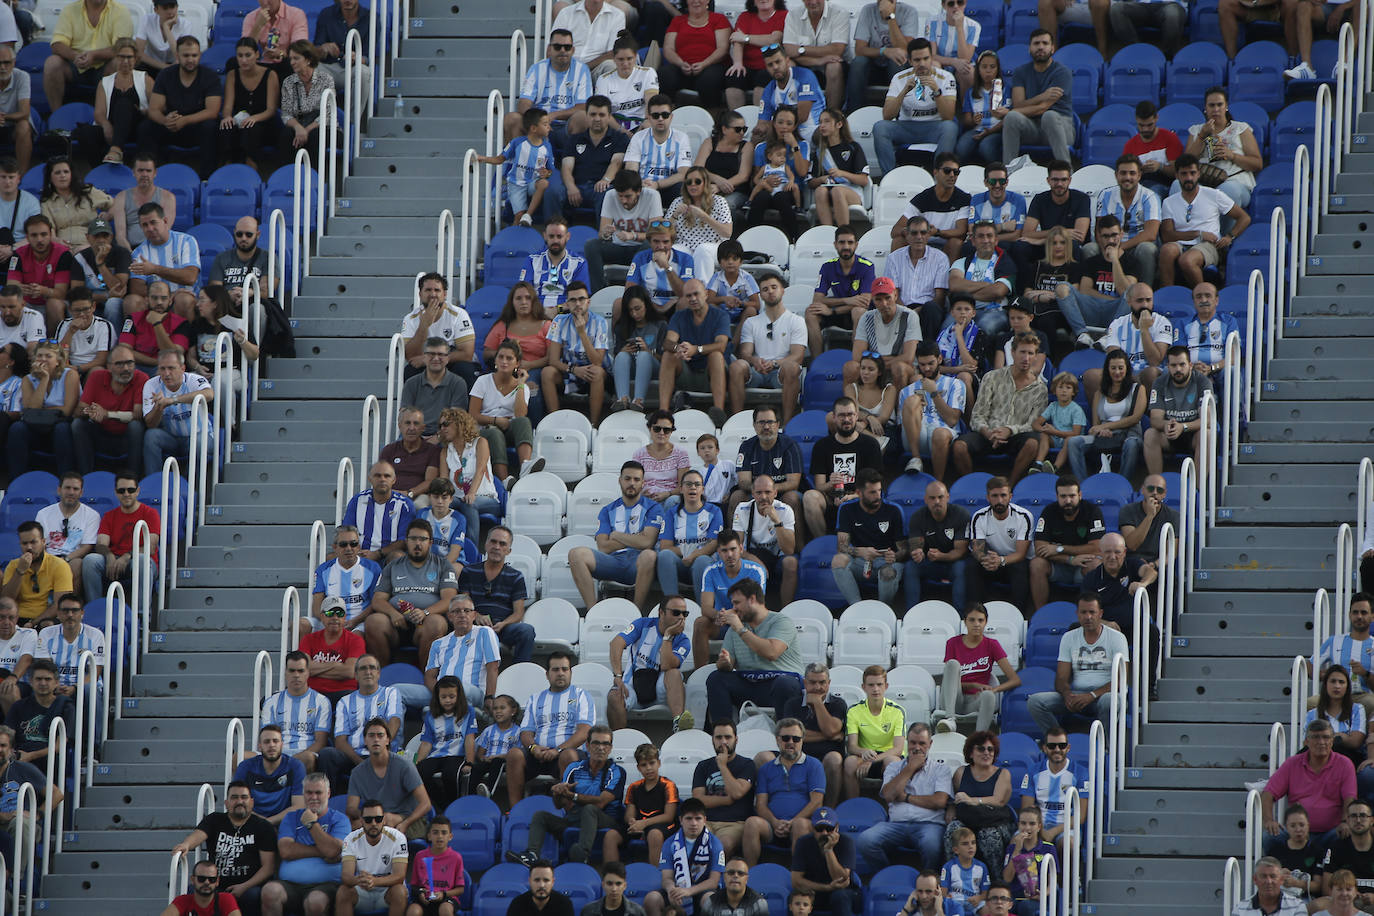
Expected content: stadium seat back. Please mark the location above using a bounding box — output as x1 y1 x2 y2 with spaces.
783 409 830 470
1271 100 1316 163
835 797 887 841
1104 44 1165 106
1164 42 1228 107
1011 473 1058 510
1055 44 1104 115
203 164 264 228
1228 41 1287 112
834 600 898 665
1082 104 1137 166
947 471 993 511
866 866 921 916
1026 601 1079 668
483 226 544 288
442 795 501 872
1080 472 1135 508
155 163 202 230
533 409 593 482
1155 103 1203 143
896 616 957 674
798 535 848 610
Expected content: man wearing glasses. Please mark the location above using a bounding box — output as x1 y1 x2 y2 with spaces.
0 47 29 177
844 277 920 389
608 594 693 732
260 772 352 916
336 798 409 916
172 780 277 914
1021 727 1087 849
789 807 860 916
874 38 958 177
364 518 457 669
881 221 949 342
542 282 611 424
307 525 382 636
802 398 883 540
163 861 243 916
299 597 366 700
508 723 626 865
743 718 824 864
73 344 148 476
969 163 1027 247
701 858 769 916
1260 719 1355 855
83 471 160 608
729 405 803 523
1118 475 1180 565
208 216 271 304
729 274 806 422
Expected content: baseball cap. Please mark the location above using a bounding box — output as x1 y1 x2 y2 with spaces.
871 277 896 296
812 807 838 828
87 219 113 236
321 596 348 617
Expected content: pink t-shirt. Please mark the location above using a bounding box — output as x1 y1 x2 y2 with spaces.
1264 750 1357 834
944 635 1007 695
633 445 692 500
410 847 465 897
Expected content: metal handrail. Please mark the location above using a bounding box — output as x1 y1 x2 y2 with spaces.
267 206 293 301
11 782 33 916
319 90 339 226
1243 789 1262 897
1040 853 1058 916
280 587 301 680
1087 718 1106 875
252 649 274 738
185 394 211 541
1062 783 1081 916
437 208 456 296
458 149 480 302
1313 588 1333 670
211 331 234 488
1292 141 1312 289
1220 332 1242 491
1269 720 1289 779
1359 458 1373 566
532 0 551 51
343 28 367 177
72 649 99 810
224 717 245 795
41 715 65 876
1223 857 1244 916
1197 391 1217 550
241 272 264 424
1337 523 1357 620
1109 653 1128 816
130 520 153 679
291 149 313 287
384 333 406 438
158 456 182 610
1158 523 1178 663
508 33 527 117
1289 656 1309 757
1131 588 1150 749
168 849 188 904
485 90 504 250
111 580 130 721
1266 208 1286 349
335 457 356 526
1180 457 1197 598
361 395 382 471
1244 268 1265 411
309 519 329 592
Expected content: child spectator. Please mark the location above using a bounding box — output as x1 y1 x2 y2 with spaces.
415 675 479 811
1031 372 1086 475
936 296 987 412
409 816 465 916
1000 806 1056 915
604 743 680 865
472 694 521 798
418 478 469 572
1272 804 1323 901
746 141 802 239
693 434 736 510
941 827 991 916
704 240 761 328
476 108 556 228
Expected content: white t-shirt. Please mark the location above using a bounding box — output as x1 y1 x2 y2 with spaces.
469 373 525 419
55 316 116 367
1058 626 1130 693
596 65 659 127
740 309 807 363
599 186 663 246
400 303 475 347
134 11 196 66
967 503 1034 557
552 1 627 63
342 826 409 877
0 307 45 349
884 67 958 121
34 503 102 558
0 628 37 673
731 498 795 551
1161 187 1236 249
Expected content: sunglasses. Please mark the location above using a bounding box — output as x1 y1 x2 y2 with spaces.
116 486 137 494
653 425 675 433
669 609 689 617
550 42 573 50
648 219 673 229
649 111 672 120
685 178 704 186
725 869 748 877
814 824 836 832
1044 741 1068 749
761 42 782 53
974 744 996 752
940 167 961 175
234 231 255 238
1142 484 1166 494
193 875 218 883
726 124 746 131
337 540 360 548
361 815 385 823
861 350 882 359
323 608 347 618
778 734 802 743
986 177 1008 186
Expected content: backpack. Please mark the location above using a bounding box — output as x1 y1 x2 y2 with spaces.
258 296 296 359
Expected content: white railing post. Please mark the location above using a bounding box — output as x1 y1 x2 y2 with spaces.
12 782 34 916
1180 457 1197 596
158 456 181 611
1267 209 1286 346
1198 392 1217 549
1222 332 1242 490
483 90 504 248
280 587 301 682
1132 588 1149 746
1245 268 1265 410
343 29 367 176
267 207 294 303
212 332 234 488
292 149 314 283
130 520 153 678
1062 784 1080 916
251 649 274 739
1109 654 1128 816
72 650 98 810
1313 588 1332 675
384 333 406 438
1358 458 1374 565
1243 790 1262 897
1040 853 1058 916
1290 656 1309 757
110 582 129 721
185 394 211 544
367 0 379 122
168 849 189 904
1088 719 1105 874
361 395 382 471
459 150 479 303
1223 857 1243 916
224 717 245 795
1269 721 1289 789
309 519 328 590
240 273 263 423
318 90 338 227
1293 143 1312 286
1158 523 1177 663
508 33 526 116
1337 523 1356 621
437 209 456 299
335 457 356 527
41 715 65 876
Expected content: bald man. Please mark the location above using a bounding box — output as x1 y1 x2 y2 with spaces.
339 461 416 564
1082 531 1160 696
658 278 732 427
905 480 971 611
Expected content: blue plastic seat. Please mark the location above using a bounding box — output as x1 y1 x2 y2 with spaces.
47 102 94 132
500 796 559 861
625 862 660 907
199 42 238 74
79 471 118 518
1164 42 1227 108
748 864 794 915
553 863 602 912
948 471 993 512
798 535 847 610
1250 163 1294 219
85 162 137 197
474 864 535 916
836 796 886 841
442 795 501 872
1270 100 1316 164
466 284 511 352
1104 44 1165 106
1224 226 1270 286
1011 473 1058 511
801 348 850 411
20 163 40 197
996 44 1031 82
211 1 257 40
865 866 920 916
1189 0 1223 44
1055 44 1103 116
566 224 597 259
1026 601 1079 668
1229 41 1286 112
483 226 543 289
1287 39 1339 101
1004 0 1040 45
1216 284 1251 322
1056 349 1104 383
887 471 938 525
16 43 48 116
154 163 202 231
1082 104 1137 166
997 731 1045 772
783 409 829 472
188 222 234 286
203 164 264 228
1228 101 1269 152
965 0 1005 46
1151 285 1195 325
0 472 58 529
1080 472 1134 508
1155 102 1203 142
1000 666 1058 738
263 164 322 232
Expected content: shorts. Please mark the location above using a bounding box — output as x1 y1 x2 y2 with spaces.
677 365 716 392
63 61 105 90
744 366 782 388
1161 428 1199 456
1183 241 1220 266
707 820 745 848
276 880 340 913
748 545 785 577
1060 0 1094 22
625 670 670 709
355 886 392 912
507 181 540 214
726 68 770 92
410 893 460 916
956 429 1037 460
522 746 570 779
608 822 672 846
592 549 642 584
915 423 956 455
1047 563 1085 588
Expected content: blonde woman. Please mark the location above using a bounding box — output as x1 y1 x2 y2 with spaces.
437 407 500 539
8 341 80 473
665 164 732 281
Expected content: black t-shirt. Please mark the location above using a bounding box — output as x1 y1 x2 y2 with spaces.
809 434 885 496
509 891 576 916
1116 500 1182 563
5 694 74 753
793 832 857 885
1274 838 1326 889
1028 189 1091 233
1079 254 1119 296
194 811 278 888
74 244 133 294
153 65 223 115
912 186 973 228
909 504 972 554
837 500 906 551
1081 556 1149 623
1030 259 1082 292
692 754 757 822
780 693 850 756
565 130 630 186
1323 837 1374 890
627 777 673 819
1033 503 1106 548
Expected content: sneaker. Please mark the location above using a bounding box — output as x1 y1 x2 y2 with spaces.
708 405 728 428
1041 460 1058 474
669 390 689 413
675 710 695 732
1075 331 1095 349
504 475 516 491
475 783 491 798
517 213 533 227
1283 61 1317 79
519 456 546 477
936 717 957 734
568 846 589 863
506 850 537 866
1026 463 1044 475
905 455 924 473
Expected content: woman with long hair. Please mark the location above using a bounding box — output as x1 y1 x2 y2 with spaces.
469 339 540 482
437 407 500 539
220 37 280 171
86 38 155 164
414 675 478 810
1064 347 1146 480
724 0 785 109
596 34 659 132
694 109 754 220
809 108 870 227
1307 664 1365 759
185 284 260 394
1023 225 1079 305
839 351 895 442
279 40 335 167
745 105 808 240
611 285 666 412
955 50 1009 166
1184 86 1263 208
40 157 113 249
666 164 733 280
481 281 551 418
7 341 79 475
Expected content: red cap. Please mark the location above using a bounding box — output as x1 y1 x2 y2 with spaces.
872 277 897 296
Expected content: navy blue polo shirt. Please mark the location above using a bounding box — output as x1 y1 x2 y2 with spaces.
458 563 529 624
565 130 630 187
736 434 804 484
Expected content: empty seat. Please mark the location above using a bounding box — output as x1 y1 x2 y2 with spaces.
1164 42 1228 107
534 409 593 482
1228 41 1287 112
1082 104 1137 166
1104 44 1165 106
543 534 595 606
834 600 898 666
202 164 264 228
505 471 568 545
524 598 580 655
1055 44 1104 115
798 535 848 610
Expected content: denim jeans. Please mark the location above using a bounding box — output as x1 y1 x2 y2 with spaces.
834 556 903 606
145 427 214 480
873 118 959 175
1065 432 1143 481
656 550 713 600
856 819 946 874
613 350 658 401
7 419 74 480
904 556 970 613
73 417 146 476
955 128 1003 165
1028 690 1114 737
1056 288 1129 335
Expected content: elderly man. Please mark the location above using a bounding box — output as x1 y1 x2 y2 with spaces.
459 525 535 663
883 223 949 338
843 277 919 390
551 0 624 78
773 664 849 806
856 723 949 873
731 475 799 606
1178 282 1239 383
1229 857 1307 916
142 348 213 482
506 650 595 804
259 773 352 916
1082 531 1159 697
706 579 804 727
1143 345 1213 476
1027 593 1130 736
951 332 1046 485
424 594 499 710
659 279 731 427
742 718 825 864
400 338 470 437
129 202 202 316
377 406 439 505
1261 719 1356 854
363 519 457 667
43 0 134 113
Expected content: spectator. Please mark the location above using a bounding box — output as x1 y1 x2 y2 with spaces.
136 37 222 179
1083 529 1158 676
278 41 335 168
515 723 629 866
554 0 624 79
184 286 259 397
1001 29 1072 165
209 217 272 304
1272 805 1323 902
607 594 693 731
966 476 1032 613
954 51 1006 166
261 650 332 773
589 172 662 293
110 156 174 253
1123 101 1183 195
336 798 409 916
809 109 871 229
142 348 214 475
658 280 730 425
243 0 309 69
402 275 479 382
610 286 665 413
172 780 278 913
408 816 464 914
6 659 73 764
905 479 970 607
365 518 457 667
165 861 243 916
807 228 874 353
707 578 804 726
507 860 575 916
1064 349 1147 482
771 663 848 806
1107 0 1185 55
731 474 799 605
1118 474 1181 564
605 744 679 865
376 407 439 506
595 35 658 133
7 341 79 477
1028 474 1104 613
1057 216 1134 347
1159 154 1252 289
669 165 734 277
883 221 949 339
857 723 950 873
119 283 191 372
235 724 306 825
1029 593 1130 737
943 731 1013 868
1321 811 1374 899
845 352 896 443
844 279 920 391
743 718 824 863
36 590 105 696
692 529 766 669
701 859 768 916
899 871 954 916
731 404 803 516
83 471 160 607
0 290 41 359
873 40 957 176
939 603 1019 733
722 0 784 109
57 290 115 380
846 0 920 112
459 525 535 665
904 152 973 256
693 721 757 858
42 159 111 256
625 97 694 203
313 0 369 87
1021 728 1087 848
789 807 860 916
561 95 628 221
306 525 381 637
804 397 883 538
10 215 73 334
423 595 499 717
481 283 552 412
471 344 541 486
259 772 352 916
1018 226 1077 318
660 0 731 105
0 48 28 178
0 165 36 283
542 282 611 423
947 220 1016 336
1179 282 1239 383
781 0 848 109
508 29 592 145
1030 368 1081 474
951 332 1046 484
656 470 722 603
402 350 470 446
624 220 695 320
636 408 692 507
505 650 595 804
300 597 366 700
1091 155 1162 288
1261 718 1356 855
0 598 34 715
1310 665 1364 764
43 0 134 113
318 657 404 789
729 275 804 419
744 130 805 242
843 665 906 800
1143 344 1213 475
758 43 822 143
346 718 430 837
1089 285 1170 403
1012 161 1089 285
129 203 201 318
1184 87 1263 211
1229 857 1308 916
520 220 592 318
1 521 71 626
476 108 557 227
968 160 1024 246
569 460 663 607
932 295 987 411
831 468 907 607
899 343 962 479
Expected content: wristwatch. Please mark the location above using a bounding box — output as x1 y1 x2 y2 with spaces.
1055 545 1064 554
798 44 807 54
886 11 896 19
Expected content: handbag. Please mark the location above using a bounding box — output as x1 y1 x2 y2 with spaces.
20 407 60 428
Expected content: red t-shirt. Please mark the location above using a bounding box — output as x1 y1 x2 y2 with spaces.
734 10 785 71
667 12 730 65
299 628 366 694
944 634 1007 694
1122 129 1184 170
99 502 162 557
9 242 74 306
118 310 191 359
80 367 150 434
170 893 240 916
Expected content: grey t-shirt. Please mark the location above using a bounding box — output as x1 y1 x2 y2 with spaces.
1116 500 1181 562
600 188 663 247
1012 59 1073 118
209 247 270 291
723 611 803 675
0 70 29 115
347 754 423 817
853 1 920 50
1058 625 1130 692
1148 371 1213 424
400 370 470 435
377 553 458 610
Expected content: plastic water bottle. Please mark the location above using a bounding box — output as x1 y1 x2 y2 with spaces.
393 93 403 118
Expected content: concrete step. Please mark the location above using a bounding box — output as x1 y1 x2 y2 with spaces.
1228 463 1356 486
1272 336 1374 360
231 436 372 458
52 849 170 874
309 253 461 277
285 336 396 361
338 194 474 217
1217 482 1356 508
1236 441 1374 463
291 317 402 338
142 651 262 675
298 274 425 298
382 74 518 98
325 215 449 236
120 695 253 718
1155 678 1285 703
110 718 233 742
1289 293 1374 317
1085 881 1222 912
205 481 340 505
165 587 286 610
1111 809 1243 836
193 522 318 549
1284 316 1374 336
249 399 365 421
1213 503 1354 525
1181 590 1322 614
1245 418 1374 440
146 631 279 653
1174 612 1312 639
1303 251 1374 274
1205 522 1332 545
59 828 188 851
1310 233 1374 256
1250 397 1374 423
1165 656 1300 679
1291 274 1371 298
1122 768 1264 792
160 608 284 631
73 804 197 831
216 462 340 487
204 505 338 527
1172 632 1311 657
257 378 386 402
102 738 243 763
1133 741 1267 769
175 563 301 585
1198 544 1336 570
406 4 541 37
1099 830 1240 857
89 760 226 783
186 544 313 569
238 418 365 443
1144 699 1288 722
36 900 169 916
38 872 184 898
292 294 422 320
1189 568 1329 591
131 673 255 700
317 230 444 259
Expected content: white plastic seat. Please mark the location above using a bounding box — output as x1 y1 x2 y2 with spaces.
718 410 757 464
887 665 937 726
848 106 884 178
683 667 714 733
858 225 895 267
673 408 718 449
896 616 959 675
674 106 715 143
589 285 623 319
496 661 548 702
579 597 640 665
929 731 967 770
506 534 544 596
1006 163 1048 200
505 471 568 545
783 284 815 317
592 427 650 475
736 225 792 281
534 410 593 483
954 163 986 195
567 473 620 538
790 225 837 292
736 729 781 762
980 600 1026 664
782 599 835 664
572 662 615 725
873 187 913 227
906 599 962 632
598 409 650 437
544 534 596 606
1072 164 1119 214
612 728 652 768
660 726 715 783
827 664 866 708
833 600 898 666
524 598 580 655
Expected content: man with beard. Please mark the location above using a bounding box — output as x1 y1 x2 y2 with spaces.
1084 284 1171 404
34 474 99 595
706 579 804 727
364 519 456 668
965 476 1033 613
692 721 757 858
1028 474 1105 611
209 216 271 303
508 861 576 916
1144 344 1214 476
1321 800 1374 899
10 215 72 333
5 659 71 764
0 284 42 351
904 480 970 611
729 275 806 422
73 344 147 476
174 780 278 915
807 226 875 356
1158 153 1251 289
137 36 221 179
845 276 920 389
803 397 884 539
400 273 477 385
506 651 596 804
1021 727 1088 849
1088 156 1161 288
568 461 664 609
336 798 409 916
900 341 964 478
831 468 907 608
742 718 825 864
1028 593 1130 736
119 281 191 368
163 861 243 916
261 773 352 916
692 531 768 671
346 719 430 836
2 522 72 626
1001 29 1073 165
72 219 132 328
234 724 306 826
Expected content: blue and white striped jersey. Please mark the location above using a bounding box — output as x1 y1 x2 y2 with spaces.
1095 186 1162 239
519 251 592 310
417 508 468 563
665 503 723 552
312 556 383 624
969 190 1028 230
1179 313 1241 366
477 721 522 757
501 136 556 189
420 707 478 758
898 374 966 432
1101 313 1174 372
625 128 694 183
924 16 981 57
37 624 105 686
425 626 500 687
519 685 595 746
761 66 824 139
141 371 214 439
341 490 416 553
625 248 695 307
1023 762 1087 828
1313 633 1374 692
618 616 690 674
261 687 333 754
596 497 666 551
131 230 201 292
519 58 594 111
545 310 611 367
940 857 991 916
334 685 403 753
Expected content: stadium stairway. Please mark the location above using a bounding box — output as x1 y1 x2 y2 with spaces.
1083 104 1374 914
36 7 526 914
